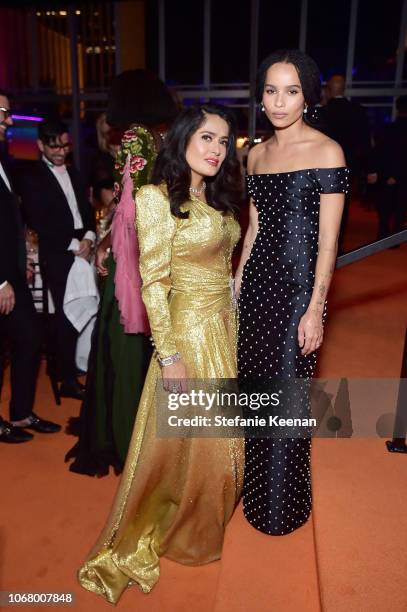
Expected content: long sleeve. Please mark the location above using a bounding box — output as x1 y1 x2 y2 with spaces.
67 166 96 235
0 187 26 285
0 209 11 284
19 177 72 252
19 166 88 253
135 184 177 358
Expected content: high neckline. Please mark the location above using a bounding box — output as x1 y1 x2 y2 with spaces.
187 193 228 218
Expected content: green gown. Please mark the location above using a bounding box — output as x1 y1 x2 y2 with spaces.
65 125 157 476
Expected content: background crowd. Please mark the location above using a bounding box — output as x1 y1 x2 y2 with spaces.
0 66 406 450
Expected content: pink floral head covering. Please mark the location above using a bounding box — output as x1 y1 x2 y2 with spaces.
111 157 150 334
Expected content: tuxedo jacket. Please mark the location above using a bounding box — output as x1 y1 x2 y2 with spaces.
323 98 371 172
19 160 95 296
0 160 27 292
374 116 407 183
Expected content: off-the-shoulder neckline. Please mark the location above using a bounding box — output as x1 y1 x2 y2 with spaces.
247 166 348 177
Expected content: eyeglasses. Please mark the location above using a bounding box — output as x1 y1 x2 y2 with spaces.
46 142 72 150
0 107 12 119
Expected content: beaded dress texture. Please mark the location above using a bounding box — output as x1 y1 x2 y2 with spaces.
238 167 350 535
78 184 244 602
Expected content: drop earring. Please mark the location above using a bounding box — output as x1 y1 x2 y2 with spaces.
261 103 265 112
303 105 308 114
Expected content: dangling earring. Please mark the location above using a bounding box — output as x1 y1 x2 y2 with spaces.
261 103 265 112
303 105 308 115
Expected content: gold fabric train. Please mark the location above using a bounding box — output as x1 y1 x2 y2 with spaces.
78 184 244 603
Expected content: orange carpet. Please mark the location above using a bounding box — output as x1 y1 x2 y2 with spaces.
1 199 406 611
312 439 407 612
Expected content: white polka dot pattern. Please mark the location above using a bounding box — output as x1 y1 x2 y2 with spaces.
238 167 350 535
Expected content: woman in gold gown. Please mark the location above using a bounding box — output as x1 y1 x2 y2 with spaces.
79 104 244 602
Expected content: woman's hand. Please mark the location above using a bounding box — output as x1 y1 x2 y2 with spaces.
96 244 109 276
0 282 15 315
298 309 324 356
26 257 35 283
234 272 242 299
162 360 187 393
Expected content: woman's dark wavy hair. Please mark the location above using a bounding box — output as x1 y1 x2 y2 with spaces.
106 69 178 129
257 48 322 129
151 104 242 219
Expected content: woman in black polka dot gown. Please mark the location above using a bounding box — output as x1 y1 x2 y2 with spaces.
235 50 349 535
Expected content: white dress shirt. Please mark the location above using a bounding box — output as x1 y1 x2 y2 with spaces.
43 157 96 250
0 161 12 289
0 160 11 192
63 256 99 371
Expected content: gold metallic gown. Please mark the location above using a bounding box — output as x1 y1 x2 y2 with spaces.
78 184 244 602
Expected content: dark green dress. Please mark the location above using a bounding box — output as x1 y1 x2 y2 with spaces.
65 126 156 476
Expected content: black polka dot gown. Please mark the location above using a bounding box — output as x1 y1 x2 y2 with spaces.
238 167 350 535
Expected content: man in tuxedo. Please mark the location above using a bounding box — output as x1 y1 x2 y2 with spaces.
324 75 371 174
323 75 372 253
0 89 60 442
19 118 96 400
373 95 407 240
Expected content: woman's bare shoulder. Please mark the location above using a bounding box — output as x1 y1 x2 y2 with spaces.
247 140 270 173
308 130 346 167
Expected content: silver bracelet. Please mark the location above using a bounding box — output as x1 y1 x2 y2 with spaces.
158 352 181 367
229 276 237 308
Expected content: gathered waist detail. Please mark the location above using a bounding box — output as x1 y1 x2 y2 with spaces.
169 275 234 328
171 267 231 293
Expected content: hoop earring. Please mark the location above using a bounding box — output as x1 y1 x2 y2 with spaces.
303 105 308 115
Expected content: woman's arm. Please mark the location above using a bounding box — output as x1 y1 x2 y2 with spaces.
95 231 112 276
298 192 344 356
298 142 347 356
235 199 258 297
136 185 187 388
235 146 259 296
